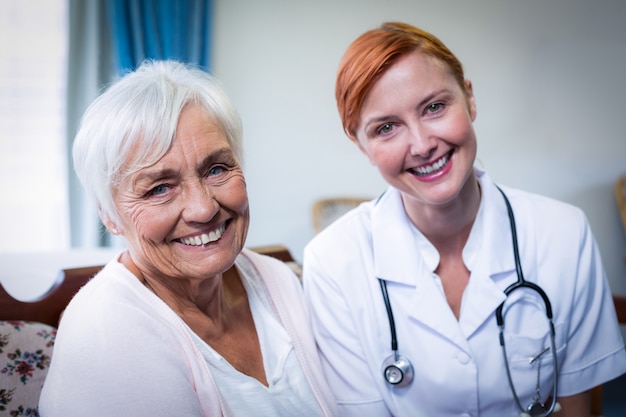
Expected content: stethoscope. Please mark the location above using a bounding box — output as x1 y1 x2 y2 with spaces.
378 186 560 417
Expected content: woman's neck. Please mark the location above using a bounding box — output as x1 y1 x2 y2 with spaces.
120 250 243 331
403 175 481 256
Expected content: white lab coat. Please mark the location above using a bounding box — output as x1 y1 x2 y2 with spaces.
303 168 626 417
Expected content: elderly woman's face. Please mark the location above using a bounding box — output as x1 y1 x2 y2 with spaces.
113 104 249 280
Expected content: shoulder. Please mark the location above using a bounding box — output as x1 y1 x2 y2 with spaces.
498 185 589 235
63 260 153 316
503 186 582 214
491 185 598 279
305 197 377 260
480 168 587 228
45 260 202 403
57 260 187 350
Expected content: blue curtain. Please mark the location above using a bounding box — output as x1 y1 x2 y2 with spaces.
108 0 212 73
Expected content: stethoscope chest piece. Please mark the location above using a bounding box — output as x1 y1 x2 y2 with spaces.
382 353 414 387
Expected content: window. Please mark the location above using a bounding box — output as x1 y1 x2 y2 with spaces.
0 0 69 251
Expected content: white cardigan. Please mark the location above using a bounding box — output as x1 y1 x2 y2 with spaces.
39 249 337 417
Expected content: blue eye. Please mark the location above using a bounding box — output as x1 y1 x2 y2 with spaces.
149 184 170 196
208 165 226 176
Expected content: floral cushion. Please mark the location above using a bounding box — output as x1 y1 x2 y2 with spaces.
0 321 56 417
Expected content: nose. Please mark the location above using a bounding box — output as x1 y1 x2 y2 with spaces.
181 180 218 223
407 124 437 159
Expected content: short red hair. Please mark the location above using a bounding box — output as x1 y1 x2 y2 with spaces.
335 22 466 140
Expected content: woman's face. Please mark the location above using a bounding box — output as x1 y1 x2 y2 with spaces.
354 51 477 209
113 104 249 280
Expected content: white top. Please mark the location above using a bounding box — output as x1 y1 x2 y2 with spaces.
189 256 323 416
303 168 626 417
40 249 337 417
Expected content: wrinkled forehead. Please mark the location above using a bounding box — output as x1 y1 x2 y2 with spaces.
112 129 173 192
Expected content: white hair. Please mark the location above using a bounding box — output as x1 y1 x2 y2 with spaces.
72 60 243 226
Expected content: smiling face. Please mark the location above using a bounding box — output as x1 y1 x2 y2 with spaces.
112 104 249 281
354 51 478 210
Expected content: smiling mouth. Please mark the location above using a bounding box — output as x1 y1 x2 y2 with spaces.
411 151 451 176
179 223 226 246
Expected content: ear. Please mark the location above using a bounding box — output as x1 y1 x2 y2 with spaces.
464 79 477 121
99 209 122 236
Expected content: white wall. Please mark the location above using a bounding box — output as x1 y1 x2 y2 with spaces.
212 0 626 294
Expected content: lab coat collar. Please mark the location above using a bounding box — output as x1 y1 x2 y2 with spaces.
371 187 426 286
472 168 517 277
371 168 515 283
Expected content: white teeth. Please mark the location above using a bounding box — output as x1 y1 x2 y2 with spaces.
180 224 225 246
415 153 449 176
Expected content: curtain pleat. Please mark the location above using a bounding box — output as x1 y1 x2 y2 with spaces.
108 0 212 73
67 0 115 248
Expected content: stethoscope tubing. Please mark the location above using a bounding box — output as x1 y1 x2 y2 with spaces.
379 277 399 353
495 186 553 324
495 186 559 416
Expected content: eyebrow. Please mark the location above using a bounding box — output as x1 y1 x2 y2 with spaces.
197 147 237 171
132 169 178 190
416 89 448 109
132 147 237 186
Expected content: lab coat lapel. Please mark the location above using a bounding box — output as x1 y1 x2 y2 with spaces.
410 271 471 350
371 188 424 287
459 173 516 338
371 188 469 350
459 262 508 339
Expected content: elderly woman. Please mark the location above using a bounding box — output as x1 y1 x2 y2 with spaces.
39 60 337 417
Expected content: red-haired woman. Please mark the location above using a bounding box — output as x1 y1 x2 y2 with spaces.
303 22 626 417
